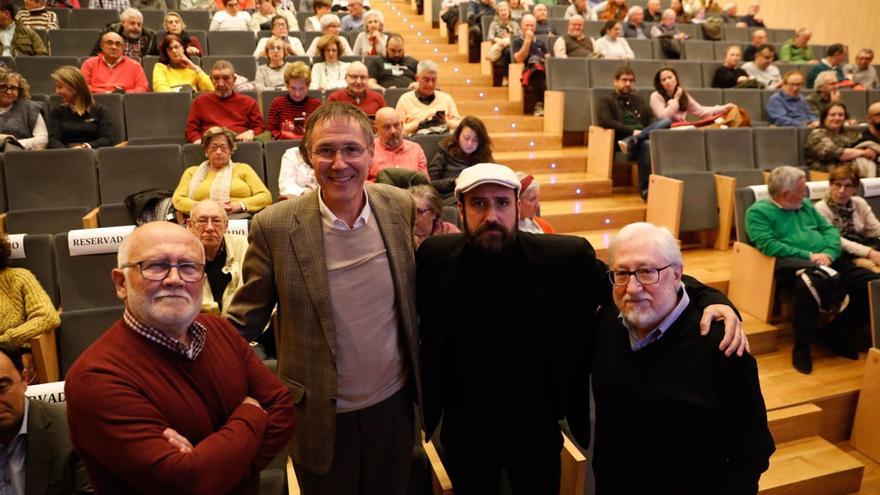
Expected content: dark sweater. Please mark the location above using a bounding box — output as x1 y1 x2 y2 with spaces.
596 91 654 141
592 302 774 495
713 65 750 88
47 103 117 149
427 142 483 199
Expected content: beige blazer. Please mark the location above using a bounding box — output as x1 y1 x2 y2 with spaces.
226 183 422 474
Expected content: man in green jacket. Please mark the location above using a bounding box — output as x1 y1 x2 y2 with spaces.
0 2 47 56
779 28 815 63
745 165 879 374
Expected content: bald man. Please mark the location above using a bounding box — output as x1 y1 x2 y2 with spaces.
80 31 149 94
859 102 880 145
369 107 428 181
327 61 388 116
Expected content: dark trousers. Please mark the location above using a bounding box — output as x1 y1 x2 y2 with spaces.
618 118 671 193
523 69 546 114
775 257 880 348
294 388 415 495
441 414 562 495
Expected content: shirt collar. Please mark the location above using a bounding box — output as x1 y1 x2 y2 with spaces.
102 54 124 68
123 309 207 360
14 399 28 441
620 283 689 351
317 187 372 230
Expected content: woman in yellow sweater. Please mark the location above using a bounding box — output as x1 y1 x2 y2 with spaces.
173 126 272 216
0 233 59 348
152 33 214 93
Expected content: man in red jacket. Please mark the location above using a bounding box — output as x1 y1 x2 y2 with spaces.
65 222 295 495
185 59 266 143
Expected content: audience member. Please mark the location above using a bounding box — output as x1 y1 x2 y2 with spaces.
93 8 158 59
513 14 548 116
746 166 880 373
305 15 353 56
0 2 46 56
268 62 321 140
48 66 118 149
516 173 555 234
0 233 58 346
596 0 627 21
532 4 555 34
253 15 306 57
14 0 58 30
565 0 592 20
309 35 350 91
742 28 770 62
816 165 880 272
741 44 781 88
720 2 740 24
779 28 814 63
738 0 764 27
88 0 130 11
369 107 428 181
807 70 842 118
765 71 818 127
650 67 735 123
507 0 526 21
597 66 671 200
163 11 204 57
209 0 252 31
408 184 459 246
131 0 165 9
327 62 386 116
340 0 364 31
0 344 91 492
180 0 215 10
807 44 847 88
352 10 387 56
0 71 47 150
712 45 750 88
594 222 774 493
185 60 265 143
428 115 492 203
174 127 272 216
805 103 877 176
486 2 520 66
226 103 420 494
669 0 690 22
595 19 634 60
466 0 495 63
276 0 297 13
153 33 213 92
643 0 661 22
304 0 330 31
844 49 879 89
277 145 317 197
396 60 462 135
553 15 593 58
255 37 291 91
66 222 295 494
81 31 149 94
367 34 419 92
622 6 649 39
650 9 688 40
859 103 880 146
185 200 249 316
250 0 298 31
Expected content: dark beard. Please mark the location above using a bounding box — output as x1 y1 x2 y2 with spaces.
464 220 516 253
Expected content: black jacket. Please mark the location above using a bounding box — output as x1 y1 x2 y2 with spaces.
596 90 654 141
90 21 159 58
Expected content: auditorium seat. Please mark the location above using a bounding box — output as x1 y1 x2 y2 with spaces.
409 134 445 164
546 58 590 89
699 61 721 88
53 232 121 311
838 91 868 122
141 9 166 30
753 127 800 171
178 10 212 32
182 142 267 183
58 306 123 377
47 7 72 29
200 55 257 81
722 25 750 42
705 128 763 187
0 154 5 213
302 32 322 52
858 178 880 216
15 56 80 95
722 88 765 125
712 42 737 62
263 139 300 200
683 40 715 61
8 234 58 306
588 60 626 89
71 8 117 29
560 88 592 133
649 128 707 174
124 92 192 144
384 87 409 108
686 87 722 106
675 23 700 40
628 60 665 88
48 29 102 57
627 38 653 59
295 12 311 32
207 31 257 56
3 149 97 235
769 29 796 43
584 20 604 38
665 60 703 88
729 186 777 322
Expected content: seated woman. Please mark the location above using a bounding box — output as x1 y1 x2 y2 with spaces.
650 67 736 123
309 35 350 91
352 10 387 56
47 66 118 149
594 19 634 60
805 103 877 175
255 38 291 91
268 62 321 140
0 71 47 150
507 0 526 21
594 0 627 21
209 0 252 31
485 2 520 65
669 0 691 23
164 11 204 57
712 45 752 89
0 233 60 349
253 15 306 58
429 115 494 204
408 184 460 246
278 146 317 198
816 165 880 272
516 172 556 234
305 15 354 56
173 126 272 216
153 33 214 93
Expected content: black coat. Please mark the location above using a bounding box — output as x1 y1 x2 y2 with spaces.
596 90 654 142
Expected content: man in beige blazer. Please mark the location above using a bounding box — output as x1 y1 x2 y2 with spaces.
226 102 422 495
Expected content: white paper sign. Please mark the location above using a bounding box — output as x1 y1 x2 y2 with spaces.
806 181 828 200
227 219 249 237
7 233 25 259
25 381 65 403
68 225 135 256
862 177 880 198
749 185 769 201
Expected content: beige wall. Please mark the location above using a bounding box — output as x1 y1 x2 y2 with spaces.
735 0 880 56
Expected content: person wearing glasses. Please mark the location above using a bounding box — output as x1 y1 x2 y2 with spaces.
65 221 295 494
766 71 818 128
254 37 292 91
226 102 421 494
185 60 266 144
153 33 214 93
408 184 459 247
173 126 272 217
210 0 252 31
0 71 47 150
185 200 249 316
81 31 149 94
326 62 386 117
252 15 305 58
593 222 773 493
816 165 880 272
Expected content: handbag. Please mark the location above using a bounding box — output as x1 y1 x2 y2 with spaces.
797 265 850 313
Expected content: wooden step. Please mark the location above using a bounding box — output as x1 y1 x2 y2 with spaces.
489 132 562 152
539 195 646 232
482 115 544 133
439 74 494 87
740 312 780 355
443 86 508 100
759 436 863 495
404 42 460 54
530 172 612 200
432 63 485 77
767 404 823 445
494 148 589 174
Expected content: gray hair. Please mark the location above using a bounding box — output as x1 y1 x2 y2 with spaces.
568 14 584 23
608 222 682 268
363 9 384 24
120 7 143 22
211 59 236 74
627 6 642 16
416 59 438 75
767 165 805 197
814 70 839 89
858 48 875 58
320 13 341 30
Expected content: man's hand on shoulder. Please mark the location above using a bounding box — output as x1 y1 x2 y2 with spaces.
700 304 749 357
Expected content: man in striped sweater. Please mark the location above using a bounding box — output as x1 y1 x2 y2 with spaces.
14 0 58 30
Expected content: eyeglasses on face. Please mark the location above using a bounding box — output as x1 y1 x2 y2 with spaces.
0 84 20 92
122 260 206 283
607 265 673 286
311 144 369 160
193 217 228 228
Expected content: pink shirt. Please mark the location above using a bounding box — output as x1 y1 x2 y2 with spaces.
368 138 429 182
649 91 726 123
80 55 148 94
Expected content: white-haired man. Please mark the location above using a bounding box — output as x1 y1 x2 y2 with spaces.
593 222 774 493
90 8 159 59
395 60 462 135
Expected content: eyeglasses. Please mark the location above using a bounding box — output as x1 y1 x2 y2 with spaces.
208 144 230 152
0 84 20 92
416 207 433 215
311 144 369 160
121 260 206 283
193 217 227 228
102 40 124 47
830 182 856 190
607 265 673 287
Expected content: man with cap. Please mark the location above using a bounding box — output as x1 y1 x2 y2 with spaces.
416 163 747 493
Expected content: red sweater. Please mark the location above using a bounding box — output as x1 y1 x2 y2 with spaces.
326 89 387 116
267 95 321 140
65 315 295 495
185 92 266 143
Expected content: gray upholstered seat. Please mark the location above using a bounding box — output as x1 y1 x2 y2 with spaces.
649 128 708 175
96 145 183 226
263 139 301 200
48 29 102 57
207 31 257 56
124 92 192 142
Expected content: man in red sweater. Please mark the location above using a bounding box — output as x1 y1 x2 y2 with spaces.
327 61 387 117
65 222 295 495
80 31 148 94
185 59 266 143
